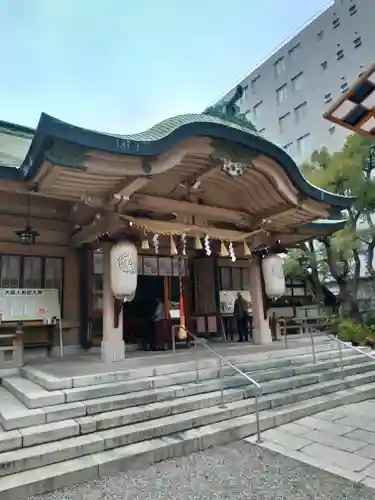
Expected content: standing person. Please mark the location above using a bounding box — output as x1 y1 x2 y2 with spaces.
234 292 249 342
152 296 165 350
143 297 163 351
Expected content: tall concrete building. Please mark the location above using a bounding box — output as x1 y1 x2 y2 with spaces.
218 0 374 163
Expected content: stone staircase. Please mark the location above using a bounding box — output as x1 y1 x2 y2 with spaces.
1 340 375 499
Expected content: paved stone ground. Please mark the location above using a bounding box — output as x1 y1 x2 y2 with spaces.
247 400 375 490
26 440 375 500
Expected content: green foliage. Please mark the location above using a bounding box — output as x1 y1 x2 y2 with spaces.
336 320 372 345
302 135 375 204
282 243 329 282
288 135 375 302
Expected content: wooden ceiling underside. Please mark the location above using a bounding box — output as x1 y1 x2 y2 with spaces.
0 138 337 247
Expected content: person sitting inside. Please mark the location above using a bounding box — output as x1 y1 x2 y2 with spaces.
234 292 250 342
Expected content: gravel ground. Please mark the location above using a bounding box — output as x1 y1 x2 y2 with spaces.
27 441 375 500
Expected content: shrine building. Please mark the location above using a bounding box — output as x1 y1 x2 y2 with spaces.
0 86 353 363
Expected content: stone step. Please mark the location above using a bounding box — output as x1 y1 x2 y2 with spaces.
0 419 80 453
0 352 371 430
2 346 364 410
0 367 374 477
0 387 86 431
2 363 375 455
76 368 375 435
1 381 375 500
20 340 344 390
82 356 373 416
0 434 104 478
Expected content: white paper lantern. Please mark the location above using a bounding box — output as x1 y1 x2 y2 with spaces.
262 255 285 298
110 241 138 301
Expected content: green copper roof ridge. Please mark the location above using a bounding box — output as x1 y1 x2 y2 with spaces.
0 111 355 211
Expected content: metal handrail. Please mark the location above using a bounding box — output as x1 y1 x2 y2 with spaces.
326 334 375 378
281 315 375 378
332 336 375 361
171 326 262 442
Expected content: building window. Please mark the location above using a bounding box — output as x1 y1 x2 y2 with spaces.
278 113 290 134
251 75 261 94
276 84 288 104
324 93 332 103
354 36 362 48
291 72 304 92
23 257 42 289
341 81 349 93
297 134 310 156
0 254 63 299
321 61 328 71
336 49 344 60
45 258 63 299
283 142 293 155
274 57 285 77
332 17 340 29
288 43 301 62
219 266 249 291
349 4 357 15
317 30 324 41
294 102 308 123
253 101 263 120
0 255 20 288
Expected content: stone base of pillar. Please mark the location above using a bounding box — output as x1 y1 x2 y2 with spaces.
252 325 273 345
101 339 125 363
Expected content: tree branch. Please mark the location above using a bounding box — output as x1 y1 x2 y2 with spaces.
322 237 342 282
367 238 375 279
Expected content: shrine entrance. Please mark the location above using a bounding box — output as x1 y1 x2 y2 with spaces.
91 250 184 349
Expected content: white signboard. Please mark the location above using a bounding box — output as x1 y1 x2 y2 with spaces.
219 290 252 316
0 288 64 357
0 289 61 322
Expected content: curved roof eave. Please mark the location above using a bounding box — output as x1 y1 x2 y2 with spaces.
301 219 347 232
0 113 354 210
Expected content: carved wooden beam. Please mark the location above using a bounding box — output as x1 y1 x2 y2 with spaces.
258 204 296 222
27 161 62 189
0 213 71 232
0 179 97 204
120 214 264 242
71 213 120 246
128 194 252 225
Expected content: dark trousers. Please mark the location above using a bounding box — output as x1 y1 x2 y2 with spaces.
237 317 249 342
142 321 156 350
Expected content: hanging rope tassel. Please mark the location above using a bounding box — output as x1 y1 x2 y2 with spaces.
243 240 252 257
141 238 149 250
194 235 202 250
219 241 229 257
170 235 178 255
